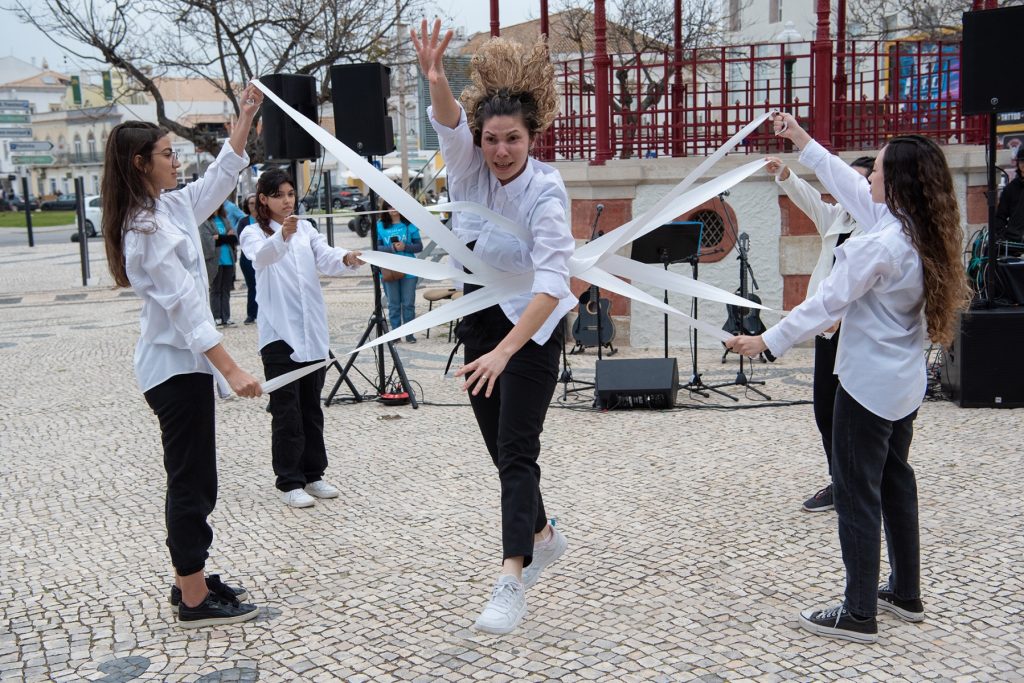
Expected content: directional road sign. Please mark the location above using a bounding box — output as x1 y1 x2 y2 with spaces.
0 99 30 109
0 128 33 138
12 155 55 165
9 141 54 152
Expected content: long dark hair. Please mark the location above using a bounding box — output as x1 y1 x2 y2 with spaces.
101 122 168 288
255 167 294 237
379 199 411 226
882 135 970 346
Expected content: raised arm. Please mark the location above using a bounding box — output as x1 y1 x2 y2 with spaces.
410 19 459 128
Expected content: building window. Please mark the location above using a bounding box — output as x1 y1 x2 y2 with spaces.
728 0 741 32
87 133 97 162
73 135 83 163
681 202 738 263
770 0 782 23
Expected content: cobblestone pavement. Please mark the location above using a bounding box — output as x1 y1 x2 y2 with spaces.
1 236 1021 683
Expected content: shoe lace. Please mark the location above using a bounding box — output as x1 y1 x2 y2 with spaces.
489 580 522 613
817 604 846 622
815 485 832 500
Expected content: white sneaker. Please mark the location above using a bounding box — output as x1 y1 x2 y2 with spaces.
281 488 316 508
304 480 340 499
473 575 527 635
522 526 567 589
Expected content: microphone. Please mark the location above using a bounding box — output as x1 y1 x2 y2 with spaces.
595 203 605 214
718 190 730 198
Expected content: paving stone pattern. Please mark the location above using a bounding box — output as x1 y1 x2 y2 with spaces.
0 236 1021 682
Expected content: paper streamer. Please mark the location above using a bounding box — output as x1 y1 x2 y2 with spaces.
260 358 334 394
601 254 767 309
355 250 487 286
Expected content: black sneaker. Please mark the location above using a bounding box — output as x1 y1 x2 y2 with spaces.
177 591 259 629
877 583 925 622
798 604 878 643
802 484 834 512
169 574 249 608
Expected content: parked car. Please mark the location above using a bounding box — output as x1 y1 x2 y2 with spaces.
69 195 102 241
9 195 39 211
41 194 81 211
303 185 365 210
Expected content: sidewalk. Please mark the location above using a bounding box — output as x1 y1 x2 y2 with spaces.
0 238 1020 682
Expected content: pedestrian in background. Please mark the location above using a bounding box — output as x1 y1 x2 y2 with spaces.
375 199 423 342
236 193 259 324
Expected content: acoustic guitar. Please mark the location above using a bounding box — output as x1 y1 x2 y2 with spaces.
571 287 617 354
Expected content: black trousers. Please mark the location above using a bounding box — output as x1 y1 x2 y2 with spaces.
832 384 920 617
812 328 841 475
143 373 217 576
210 264 235 322
261 340 328 492
240 255 258 321
461 304 561 567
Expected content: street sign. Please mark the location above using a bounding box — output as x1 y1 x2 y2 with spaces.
0 99 30 109
0 128 33 138
0 113 30 124
11 155 55 165
9 141 53 152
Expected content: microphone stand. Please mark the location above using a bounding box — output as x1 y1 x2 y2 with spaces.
561 205 605 399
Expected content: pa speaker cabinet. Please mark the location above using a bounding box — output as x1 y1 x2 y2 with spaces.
260 74 320 161
331 63 395 157
962 5 1024 115
595 358 679 410
941 308 1024 408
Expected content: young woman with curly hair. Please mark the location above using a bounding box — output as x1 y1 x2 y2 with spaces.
411 19 574 634
727 113 970 644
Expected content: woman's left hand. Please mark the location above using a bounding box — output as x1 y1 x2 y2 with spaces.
239 83 263 119
343 250 364 267
455 348 512 398
724 334 768 357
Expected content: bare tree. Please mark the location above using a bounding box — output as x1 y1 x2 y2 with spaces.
7 0 426 156
845 0 973 40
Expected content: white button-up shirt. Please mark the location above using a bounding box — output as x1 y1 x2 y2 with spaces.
240 218 356 363
124 143 249 395
762 140 927 421
429 105 575 345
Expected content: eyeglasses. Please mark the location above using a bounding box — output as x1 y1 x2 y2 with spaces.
152 149 179 162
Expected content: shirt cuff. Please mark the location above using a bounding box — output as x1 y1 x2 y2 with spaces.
761 324 791 359
188 321 223 355
531 269 572 301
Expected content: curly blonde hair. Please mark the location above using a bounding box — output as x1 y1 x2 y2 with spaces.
460 37 559 144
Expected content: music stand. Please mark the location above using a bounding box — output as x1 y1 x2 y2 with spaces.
631 221 734 401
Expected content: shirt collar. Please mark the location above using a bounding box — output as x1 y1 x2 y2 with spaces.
489 159 535 199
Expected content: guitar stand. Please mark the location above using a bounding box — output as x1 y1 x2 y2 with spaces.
559 318 597 401
721 346 769 364
569 340 617 356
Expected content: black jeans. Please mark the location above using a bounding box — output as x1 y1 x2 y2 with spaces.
240 255 258 321
461 303 562 567
143 373 217 576
812 328 841 475
261 340 328 492
832 384 920 617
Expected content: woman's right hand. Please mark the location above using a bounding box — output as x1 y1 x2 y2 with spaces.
411 19 453 83
281 215 299 241
226 367 262 398
765 156 789 180
772 112 812 148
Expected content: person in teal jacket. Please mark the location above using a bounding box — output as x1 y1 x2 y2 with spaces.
375 200 423 342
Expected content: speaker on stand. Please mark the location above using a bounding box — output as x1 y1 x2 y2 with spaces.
330 63 395 157
962 5 1024 307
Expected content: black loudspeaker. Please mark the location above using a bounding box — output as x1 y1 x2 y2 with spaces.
331 63 395 156
941 308 1024 408
595 358 679 410
961 6 1024 115
261 74 320 161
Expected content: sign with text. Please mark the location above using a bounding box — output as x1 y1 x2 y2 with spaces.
12 155 54 165
9 141 53 152
0 128 33 138
0 99 30 109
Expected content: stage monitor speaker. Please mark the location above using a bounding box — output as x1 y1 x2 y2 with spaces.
595 358 679 410
260 74 320 161
962 5 1024 115
941 308 1024 408
331 63 395 157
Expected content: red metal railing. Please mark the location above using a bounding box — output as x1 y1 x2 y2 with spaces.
539 39 985 161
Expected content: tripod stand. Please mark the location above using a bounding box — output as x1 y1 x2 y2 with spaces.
324 181 418 408
707 230 771 400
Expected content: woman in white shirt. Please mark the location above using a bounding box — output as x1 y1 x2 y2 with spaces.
727 113 970 644
413 20 575 635
101 84 264 629
239 167 362 509
767 155 874 513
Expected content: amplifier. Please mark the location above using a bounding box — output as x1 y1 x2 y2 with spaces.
941 308 1024 408
595 358 679 409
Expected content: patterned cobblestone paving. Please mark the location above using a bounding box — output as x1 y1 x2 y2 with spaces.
1 237 1021 682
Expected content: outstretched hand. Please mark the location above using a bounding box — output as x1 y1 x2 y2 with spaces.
724 334 768 358
239 82 263 119
410 19 453 83
772 112 811 148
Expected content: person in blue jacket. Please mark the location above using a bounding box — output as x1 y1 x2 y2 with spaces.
375 199 423 342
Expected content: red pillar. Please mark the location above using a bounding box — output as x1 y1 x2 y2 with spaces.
490 0 500 37
984 0 998 8
540 0 549 37
592 0 613 164
672 0 683 155
812 0 834 149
